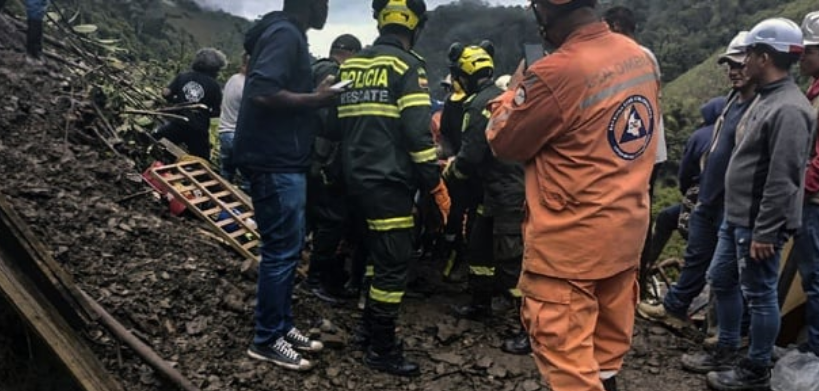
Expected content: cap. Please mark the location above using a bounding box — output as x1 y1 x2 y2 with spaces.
718 31 749 65
331 34 362 52
802 11 819 46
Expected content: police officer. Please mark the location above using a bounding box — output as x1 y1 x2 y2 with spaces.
333 0 450 377
305 34 363 303
443 41 529 355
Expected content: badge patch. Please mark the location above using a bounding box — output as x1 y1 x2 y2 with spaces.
607 95 655 160
513 86 526 106
418 68 429 90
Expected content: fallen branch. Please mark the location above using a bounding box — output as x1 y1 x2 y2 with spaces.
122 109 189 122
77 289 201 391
114 189 154 204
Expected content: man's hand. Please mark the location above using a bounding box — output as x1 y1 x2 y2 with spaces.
750 241 776 261
314 75 342 107
430 180 451 226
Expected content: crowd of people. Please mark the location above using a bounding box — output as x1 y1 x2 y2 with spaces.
6 0 819 390
165 1 819 391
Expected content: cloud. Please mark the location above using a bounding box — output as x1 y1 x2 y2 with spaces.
190 0 525 56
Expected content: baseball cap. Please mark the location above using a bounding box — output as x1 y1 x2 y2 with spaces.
718 31 749 65
331 34 362 52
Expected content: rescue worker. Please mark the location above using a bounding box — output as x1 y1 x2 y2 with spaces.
486 1 660 390
333 0 450 376
437 72 479 282
157 48 226 161
704 19 814 391
305 33 363 303
794 10 819 359
442 41 529 355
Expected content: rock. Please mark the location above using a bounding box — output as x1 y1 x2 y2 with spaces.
475 355 494 369
488 366 508 378
435 322 460 344
648 367 661 375
649 326 668 336
321 332 347 350
647 357 661 367
430 352 465 366
521 379 541 391
326 367 340 378
185 317 208 336
435 363 447 375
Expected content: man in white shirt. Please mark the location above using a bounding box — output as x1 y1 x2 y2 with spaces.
218 54 248 184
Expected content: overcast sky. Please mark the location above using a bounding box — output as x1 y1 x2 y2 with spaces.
193 0 523 56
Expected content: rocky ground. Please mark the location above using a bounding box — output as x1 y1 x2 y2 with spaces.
0 12 708 391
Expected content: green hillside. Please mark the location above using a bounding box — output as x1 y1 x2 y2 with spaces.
661 0 817 166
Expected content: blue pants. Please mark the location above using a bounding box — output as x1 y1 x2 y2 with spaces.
243 170 306 346
794 203 819 355
26 0 48 21
218 132 238 183
664 204 722 317
709 222 787 366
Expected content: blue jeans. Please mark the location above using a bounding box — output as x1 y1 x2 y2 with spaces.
794 203 819 355
243 171 306 346
664 204 722 318
219 132 238 183
26 0 48 20
709 221 787 366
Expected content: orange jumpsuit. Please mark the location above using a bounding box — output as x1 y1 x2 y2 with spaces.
486 22 660 391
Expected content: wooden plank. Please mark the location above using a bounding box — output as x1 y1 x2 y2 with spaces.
0 251 123 391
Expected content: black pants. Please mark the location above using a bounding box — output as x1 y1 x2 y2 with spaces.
306 177 350 290
155 122 210 161
441 178 482 276
467 210 523 302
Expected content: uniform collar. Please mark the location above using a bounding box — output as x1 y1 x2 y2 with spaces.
563 22 611 45
756 76 792 95
374 35 406 50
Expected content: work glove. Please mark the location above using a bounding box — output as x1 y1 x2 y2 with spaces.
430 179 451 226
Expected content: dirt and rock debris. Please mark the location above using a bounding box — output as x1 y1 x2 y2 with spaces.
0 12 707 391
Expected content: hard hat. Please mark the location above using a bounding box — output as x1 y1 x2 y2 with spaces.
495 75 512 91
741 17 804 55
448 41 495 77
531 0 596 10
802 11 819 46
718 31 749 65
373 0 427 31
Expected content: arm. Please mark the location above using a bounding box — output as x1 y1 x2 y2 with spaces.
805 125 819 194
678 131 701 195
753 106 814 243
451 105 490 180
486 72 565 162
245 28 336 111
163 75 181 103
399 64 438 192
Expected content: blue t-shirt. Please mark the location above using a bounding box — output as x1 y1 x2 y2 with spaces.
698 97 753 207
234 12 317 173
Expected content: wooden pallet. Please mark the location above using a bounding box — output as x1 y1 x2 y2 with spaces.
147 158 260 263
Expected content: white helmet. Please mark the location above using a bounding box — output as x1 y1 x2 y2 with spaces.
718 31 749 65
802 11 819 46
741 17 804 54
495 75 511 91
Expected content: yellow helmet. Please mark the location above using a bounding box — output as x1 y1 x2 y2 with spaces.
373 0 427 31
448 41 495 77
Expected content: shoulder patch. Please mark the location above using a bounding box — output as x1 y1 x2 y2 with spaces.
607 95 655 160
417 67 429 90
513 86 526 107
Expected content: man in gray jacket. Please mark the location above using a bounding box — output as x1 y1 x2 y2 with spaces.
705 18 817 391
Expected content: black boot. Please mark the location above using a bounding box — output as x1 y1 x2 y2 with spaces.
350 306 372 351
452 293 491 320
681 345 739 374
27 19 44 59
364 316 420 377
501 328 532 355
706 358 771 391
602 376 617 391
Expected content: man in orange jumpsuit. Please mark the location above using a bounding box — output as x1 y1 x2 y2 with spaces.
486 1 660 390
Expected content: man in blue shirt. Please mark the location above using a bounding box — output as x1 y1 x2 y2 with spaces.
234 0 339 372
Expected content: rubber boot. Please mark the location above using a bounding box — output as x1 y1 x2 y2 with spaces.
364 316 420 377
27 19 44 59
350 305 372 351
603 376 617 391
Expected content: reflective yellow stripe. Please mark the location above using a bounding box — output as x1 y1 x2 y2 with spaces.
343 56 409 75
509 288 522 298
476 204 486 216
442 250 457 277
470 266 495 276
338 103 400 118
482 108 492 118
369 286 404 304
410 147 437 163
367 216 414 231
397 93 431 110
365 265 375 277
